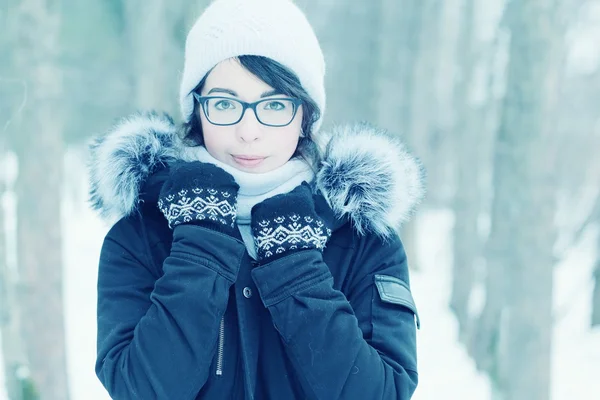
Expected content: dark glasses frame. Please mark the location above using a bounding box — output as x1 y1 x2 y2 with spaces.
192 93 303 127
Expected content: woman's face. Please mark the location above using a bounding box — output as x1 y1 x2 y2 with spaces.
197 58 304 173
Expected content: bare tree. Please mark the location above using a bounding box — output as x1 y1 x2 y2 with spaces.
586 196 600 327
0 4 31 397
13 0 70 398
314 0 383 125
450 0 504 347
559 69 600 328
374 0 425 264
593 254 600 327
449 0 481 337
123 0 186 115
473 0 561 398
376 0 424 136
408 0 443 201
0 147 30 400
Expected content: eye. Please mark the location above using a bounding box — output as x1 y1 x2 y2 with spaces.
214 99 236 110
263 100 287 111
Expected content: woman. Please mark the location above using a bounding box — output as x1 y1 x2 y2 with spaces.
88 0 425 399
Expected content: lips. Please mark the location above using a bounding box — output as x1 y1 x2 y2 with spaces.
231 155 266 168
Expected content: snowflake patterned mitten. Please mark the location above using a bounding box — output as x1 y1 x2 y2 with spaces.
251 182 332 264
158 161 240 237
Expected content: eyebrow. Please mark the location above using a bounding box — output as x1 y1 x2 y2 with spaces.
206 87 283 98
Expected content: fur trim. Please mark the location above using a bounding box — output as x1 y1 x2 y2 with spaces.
316 122 425 238
88 114 426 237
88 112 179 222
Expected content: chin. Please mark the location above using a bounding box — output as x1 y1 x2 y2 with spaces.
236 163 276 174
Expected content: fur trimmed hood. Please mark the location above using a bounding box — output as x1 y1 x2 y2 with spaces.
88 112 425 238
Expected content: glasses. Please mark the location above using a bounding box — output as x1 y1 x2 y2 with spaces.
193 93 303 127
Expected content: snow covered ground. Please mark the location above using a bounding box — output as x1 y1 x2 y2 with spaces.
411 210 600 400
1 149 599 399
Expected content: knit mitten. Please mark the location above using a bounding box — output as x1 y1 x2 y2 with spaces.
251 182 332 263
158 161 240 236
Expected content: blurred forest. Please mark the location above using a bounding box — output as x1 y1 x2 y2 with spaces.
1 0 600 399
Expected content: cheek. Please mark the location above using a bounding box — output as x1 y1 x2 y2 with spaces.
199 113 222 150
273 127 301 157
202 131 218 154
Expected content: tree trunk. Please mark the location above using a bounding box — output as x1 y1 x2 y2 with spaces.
449 0 481 342
376 0 423 136
0 6 31 396
479 0 559 398
395 0 442 271
466 18 513 369
409 0 442 140
1 149 29 400
317 0 383 125
375 0 424 264
124 0 183 115
593 252 600 327
13 0 70 399
408 0 442 182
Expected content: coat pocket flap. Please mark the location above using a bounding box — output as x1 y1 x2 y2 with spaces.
374 274 420 329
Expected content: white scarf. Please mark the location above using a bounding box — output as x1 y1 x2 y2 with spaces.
179 146 315 258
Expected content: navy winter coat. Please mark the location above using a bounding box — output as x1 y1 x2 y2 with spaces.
88 113 425 400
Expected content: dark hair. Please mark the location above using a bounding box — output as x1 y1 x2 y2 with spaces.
180 55 322 168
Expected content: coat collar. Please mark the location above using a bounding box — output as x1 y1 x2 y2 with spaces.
88 112 425 239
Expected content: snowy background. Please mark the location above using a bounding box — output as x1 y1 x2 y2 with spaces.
2 0 600 399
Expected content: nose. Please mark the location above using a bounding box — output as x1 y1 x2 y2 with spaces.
236 108 263 143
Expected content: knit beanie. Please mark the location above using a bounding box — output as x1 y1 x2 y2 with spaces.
179 0 326 133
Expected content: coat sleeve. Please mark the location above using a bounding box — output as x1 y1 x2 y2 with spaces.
250 231 419 400
95 217 246 400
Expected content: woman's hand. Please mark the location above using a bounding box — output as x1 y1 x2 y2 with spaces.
251 182 332 263
158 161 240 236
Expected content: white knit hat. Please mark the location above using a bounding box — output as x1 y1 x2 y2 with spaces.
179 0 326 133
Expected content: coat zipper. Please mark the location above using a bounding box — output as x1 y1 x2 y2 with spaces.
216 316 225 376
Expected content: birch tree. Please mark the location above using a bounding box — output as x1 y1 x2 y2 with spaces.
0 150 30 400
477 0 560 397
13 0 70 398
449 0 480 337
